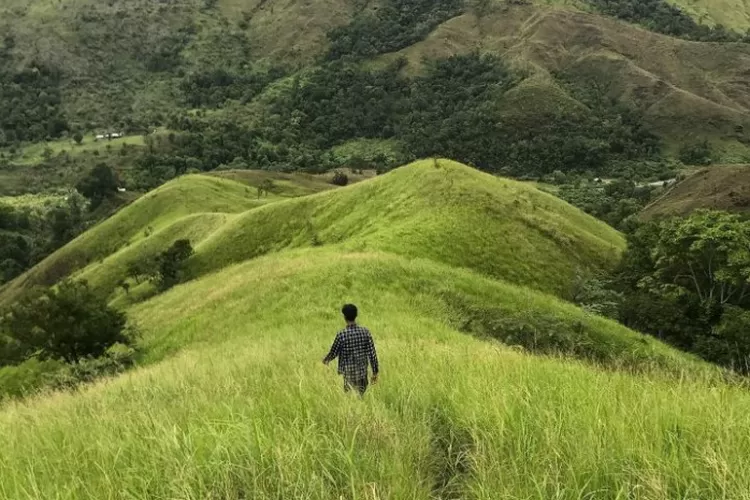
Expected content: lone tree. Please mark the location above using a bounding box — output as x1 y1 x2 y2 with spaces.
76 163 119 209
152 239 194 290
1 280 130 364
331 170 349 186
257 179 274 198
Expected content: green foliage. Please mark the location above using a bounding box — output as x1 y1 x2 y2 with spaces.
0 192 87 285
73 132 84 145
617 210 750 371
570 274 623 319
1 280 130 364
586 0 747 42
557 178 657 230
0 62 68 146
679 140 713 165
330 171 349 186
44 343 138 391
76 164 119 210
153 239 194 291
180 67 285 108
327 0 463 59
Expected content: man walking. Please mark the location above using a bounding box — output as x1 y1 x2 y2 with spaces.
323 304 379 396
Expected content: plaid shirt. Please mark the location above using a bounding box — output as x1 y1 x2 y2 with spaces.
324 324 379 381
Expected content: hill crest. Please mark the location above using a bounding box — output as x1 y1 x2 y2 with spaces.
0 160 625 307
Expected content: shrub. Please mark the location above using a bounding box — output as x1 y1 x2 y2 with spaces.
679 141 712 166
331 171 349 186
1 280 132 364
153 239 194 290
44 343 138 391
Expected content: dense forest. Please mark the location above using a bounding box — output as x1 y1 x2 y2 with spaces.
0 46 69 147
326 0 463 59
609 211 750 372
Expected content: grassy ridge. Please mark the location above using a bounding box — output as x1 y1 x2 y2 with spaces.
0 175 262 303
0 249 743 499
3 160 624 306
132 249 707 373
190 160 624 298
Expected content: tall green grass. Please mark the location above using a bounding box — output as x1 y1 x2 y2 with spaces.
2 159 743 498
0 249 746 499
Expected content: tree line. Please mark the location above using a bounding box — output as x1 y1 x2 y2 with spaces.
0 57 69 146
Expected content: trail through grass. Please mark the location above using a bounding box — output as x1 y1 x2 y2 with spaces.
0 250 747 499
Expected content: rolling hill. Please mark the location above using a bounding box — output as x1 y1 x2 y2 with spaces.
0 160 625 307
1 160 748 497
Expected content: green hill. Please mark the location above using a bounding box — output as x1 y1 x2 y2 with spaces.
3 158 747 498
1 160 625 306
0 171 338 304
384 5 750 160
1 228 745 499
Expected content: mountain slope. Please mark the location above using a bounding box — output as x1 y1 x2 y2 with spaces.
385 5 750 158
1 160 625 306
642 164 750 218
3 0 750 163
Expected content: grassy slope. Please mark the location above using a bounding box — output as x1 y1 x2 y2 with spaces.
0 168 368 304
1 248 746 499
2 133 147 166
3 158 746 498
189 160 624 299
3 160 624 306
642 164 750 218
0 175 263 303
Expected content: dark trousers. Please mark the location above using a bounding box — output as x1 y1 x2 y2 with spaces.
344 376 368 396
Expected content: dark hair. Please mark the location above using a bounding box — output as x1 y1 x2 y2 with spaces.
342 304 358 322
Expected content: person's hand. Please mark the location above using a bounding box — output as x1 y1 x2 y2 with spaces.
322 359 329 366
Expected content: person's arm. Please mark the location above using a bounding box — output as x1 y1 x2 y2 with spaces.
368 334 379 382
323 333 341 365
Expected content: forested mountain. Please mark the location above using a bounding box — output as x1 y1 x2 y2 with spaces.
2 0 750 186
